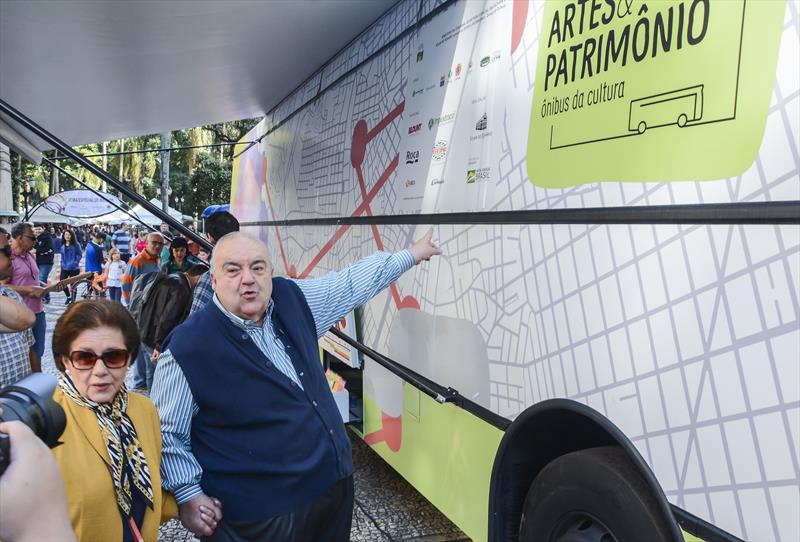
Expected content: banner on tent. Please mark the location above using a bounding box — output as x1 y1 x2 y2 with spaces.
43 189 123 218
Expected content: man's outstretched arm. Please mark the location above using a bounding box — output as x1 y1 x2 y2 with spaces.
294 227 442 336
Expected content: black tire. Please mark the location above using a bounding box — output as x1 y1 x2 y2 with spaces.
519 446 676 542
72 280 93 301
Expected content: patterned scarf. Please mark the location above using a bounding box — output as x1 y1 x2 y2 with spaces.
59 373 154 517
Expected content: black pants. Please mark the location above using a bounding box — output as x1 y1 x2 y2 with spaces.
60 268 80 297
203 476 354 542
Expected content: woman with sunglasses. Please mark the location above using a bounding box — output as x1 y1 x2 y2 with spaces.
50 299 221 541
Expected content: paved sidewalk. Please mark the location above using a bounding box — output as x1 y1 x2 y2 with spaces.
39 292 469 542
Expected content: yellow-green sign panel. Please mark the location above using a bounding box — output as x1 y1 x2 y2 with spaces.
528 0 786 188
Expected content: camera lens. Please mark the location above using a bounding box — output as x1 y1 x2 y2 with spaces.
0 373 66 475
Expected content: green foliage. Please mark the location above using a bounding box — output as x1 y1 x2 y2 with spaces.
8 116 259 218
183 154 232 216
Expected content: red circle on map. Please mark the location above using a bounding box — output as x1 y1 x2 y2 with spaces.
351 120 368 169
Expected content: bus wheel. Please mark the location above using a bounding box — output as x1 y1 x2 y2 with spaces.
518 446 674 542
637 121 646 134
678 114 688 127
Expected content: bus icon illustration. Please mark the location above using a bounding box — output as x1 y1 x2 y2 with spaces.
628 85 704 134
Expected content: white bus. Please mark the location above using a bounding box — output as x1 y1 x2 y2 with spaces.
2 1 798 541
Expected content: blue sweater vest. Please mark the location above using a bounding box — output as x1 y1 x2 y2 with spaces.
166 278 353 521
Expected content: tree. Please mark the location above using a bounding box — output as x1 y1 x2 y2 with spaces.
180 153 232 217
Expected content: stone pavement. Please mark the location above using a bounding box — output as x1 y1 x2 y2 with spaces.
39 290 470 542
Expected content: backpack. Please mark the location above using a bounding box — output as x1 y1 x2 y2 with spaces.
128 271 166 327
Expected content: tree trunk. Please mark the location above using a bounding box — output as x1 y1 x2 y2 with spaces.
50 150 60 193
102 141 108 192
160 132 170 212
118 139 125 182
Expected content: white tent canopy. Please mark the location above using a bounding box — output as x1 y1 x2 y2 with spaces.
27 205 76 225
97 199 191 225
130 199 192 225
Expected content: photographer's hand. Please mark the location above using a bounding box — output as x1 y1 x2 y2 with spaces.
0 420 76 542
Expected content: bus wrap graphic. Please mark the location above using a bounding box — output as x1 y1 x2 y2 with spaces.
628 84 704 134
527 0 786 187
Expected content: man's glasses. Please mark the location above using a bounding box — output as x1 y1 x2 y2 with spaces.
22 235 36 241
67 349 129 370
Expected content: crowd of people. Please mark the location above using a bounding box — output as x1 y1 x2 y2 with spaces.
0 210 442 542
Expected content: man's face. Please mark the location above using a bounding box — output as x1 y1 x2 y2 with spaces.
0 234 11 281
160 223 169 234
33 226 43 236
212 236 273 322
145 234 164 257
14 227 36 253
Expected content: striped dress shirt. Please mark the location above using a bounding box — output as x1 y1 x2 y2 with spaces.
151 249 415 504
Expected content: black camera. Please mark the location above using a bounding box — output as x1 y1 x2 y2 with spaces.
0 373 66 475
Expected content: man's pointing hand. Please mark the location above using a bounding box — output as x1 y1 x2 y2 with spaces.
410 227 443 264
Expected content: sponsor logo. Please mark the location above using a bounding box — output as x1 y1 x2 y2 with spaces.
429 177 445 186
447 69 452 81
455 63 462 77
428 112 456 130
409 110 420 118
466 167 491 184
416 50 424 63
412 88 424 97
472 95 486 104
405 179 416 187
431 140 448 162
480 56 490 67
405 150 419 164
476 113 488 131
408 123 422 135
439 76 446 87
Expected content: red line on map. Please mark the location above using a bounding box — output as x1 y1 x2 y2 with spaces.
264 99 418 313
262 174 293 276
511 0 529 56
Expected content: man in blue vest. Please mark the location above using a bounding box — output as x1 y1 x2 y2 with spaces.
152 230 441 540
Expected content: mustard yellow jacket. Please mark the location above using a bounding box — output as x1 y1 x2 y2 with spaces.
52 388 177 542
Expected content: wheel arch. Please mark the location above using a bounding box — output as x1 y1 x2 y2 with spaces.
487 398 683 542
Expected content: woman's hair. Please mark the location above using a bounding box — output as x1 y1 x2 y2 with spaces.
62 230 74 246
108 247 119 259
52 299 141 371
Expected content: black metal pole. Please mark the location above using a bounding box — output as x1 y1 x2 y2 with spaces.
49 140 256 161
0 99 211 250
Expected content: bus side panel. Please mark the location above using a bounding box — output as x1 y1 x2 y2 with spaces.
230 1 800 539
362 384 503 541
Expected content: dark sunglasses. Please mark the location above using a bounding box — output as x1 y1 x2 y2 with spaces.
22 234 36 241
67 349 129 370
